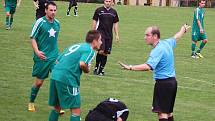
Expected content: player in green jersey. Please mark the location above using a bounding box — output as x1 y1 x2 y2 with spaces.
28 1 60 112
48 30 102 121
3 0 21 30
191 0 207 58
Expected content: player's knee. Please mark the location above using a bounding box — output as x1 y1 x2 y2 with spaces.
6 12 10 17
71 108 81 115
202 39 208 43
158 112 168 119
192 41 197 44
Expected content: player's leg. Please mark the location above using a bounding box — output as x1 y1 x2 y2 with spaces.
70 108 81 121
97 39 112 76
191 34 199 58
196 34 208 58
97 51 107 76
9 5 16 28
28 60 52 111
28 78 44 112
167 113 174 121
158 113 168 121
5 6 11 30
66 0 73 16
94 38 106 75
73 1 78 16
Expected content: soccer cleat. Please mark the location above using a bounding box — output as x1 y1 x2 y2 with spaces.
74 14 78 17
98 71 105 76
5 26 11 30
28 103 36 112
196 53 204 58
191 54 199 59
60 110 65 115
66 12 70 16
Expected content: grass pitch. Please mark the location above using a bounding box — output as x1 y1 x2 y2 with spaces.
0 1 215 121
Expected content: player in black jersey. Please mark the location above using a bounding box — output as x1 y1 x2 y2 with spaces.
92 0 119 76
85 98 129 121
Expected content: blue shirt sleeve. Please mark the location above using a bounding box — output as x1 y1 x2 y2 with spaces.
166 38 176 49
146 47 164 70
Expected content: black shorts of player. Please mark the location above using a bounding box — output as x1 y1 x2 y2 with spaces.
36 9 46 20
100 38 113 54
69 0 77 7
152 77 177 113
85 110 112 121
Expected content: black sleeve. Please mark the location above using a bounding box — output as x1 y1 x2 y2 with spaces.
92 8 99 21
113 11 119 23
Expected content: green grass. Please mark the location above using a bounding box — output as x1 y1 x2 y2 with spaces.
0 1 215 121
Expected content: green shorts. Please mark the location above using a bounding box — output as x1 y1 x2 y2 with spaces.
192 32 207 41
32 59 56 80
5 4 17 14
48 79 81 109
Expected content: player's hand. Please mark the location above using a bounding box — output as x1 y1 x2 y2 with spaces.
182 24 191 33
36 51 46 60
115 35 120 43
118 61 131 70
200 28 204 34
35 4 39 9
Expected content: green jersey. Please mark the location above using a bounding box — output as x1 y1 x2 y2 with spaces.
51 43 95 87
30 16 60 61
5 0 17 5
192 7 205 34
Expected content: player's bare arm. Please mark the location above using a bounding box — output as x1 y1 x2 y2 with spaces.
31 39 46 60
197 20 204 33
118 61 151 71
80 61 90 73
114 22 119 42
92 20 97 30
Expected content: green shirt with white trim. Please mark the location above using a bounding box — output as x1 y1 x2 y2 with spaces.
30 16 60 61
192 7 205 35
51 43 95 87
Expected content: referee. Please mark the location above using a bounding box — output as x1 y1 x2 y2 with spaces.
119 24 190 121
92 0 119 76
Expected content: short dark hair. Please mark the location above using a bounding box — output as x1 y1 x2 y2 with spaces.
45 1 57 10
151 26 160 39
85 30 101 43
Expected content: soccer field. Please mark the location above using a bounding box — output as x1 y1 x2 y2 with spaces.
0 0 215 121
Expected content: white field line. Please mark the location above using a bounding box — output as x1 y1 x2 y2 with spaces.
182 76 215 86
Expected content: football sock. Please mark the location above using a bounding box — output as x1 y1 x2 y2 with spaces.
49 109 59 121
191 43 196 52
100 55 107 68
198 41 206 52
6 16 9 26
159 118 168 121
29 86 40 103
67 6 72 14
74 6 78 15
10 16 13 26
95 54 102 69
168 116 174 121
70 114 80 121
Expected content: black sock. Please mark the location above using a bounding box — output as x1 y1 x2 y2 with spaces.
67 6 71 13
98 55 107 74
95 54 102 69
168 116 174 121
159 119 168 121
74 6 78 15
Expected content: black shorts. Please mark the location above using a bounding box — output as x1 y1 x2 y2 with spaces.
69 0 77 6
100 38 113 54
85 110 112 121
152 77 177 113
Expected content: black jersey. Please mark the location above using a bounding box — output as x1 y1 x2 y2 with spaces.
34 0 52 19
93 6 119 40
87 98 129 121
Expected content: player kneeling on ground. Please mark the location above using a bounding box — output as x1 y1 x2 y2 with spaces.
85 98 129 121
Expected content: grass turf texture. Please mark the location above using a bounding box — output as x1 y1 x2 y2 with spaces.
0 1 215 121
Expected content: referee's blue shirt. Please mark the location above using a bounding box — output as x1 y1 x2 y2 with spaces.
146 38 176 80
